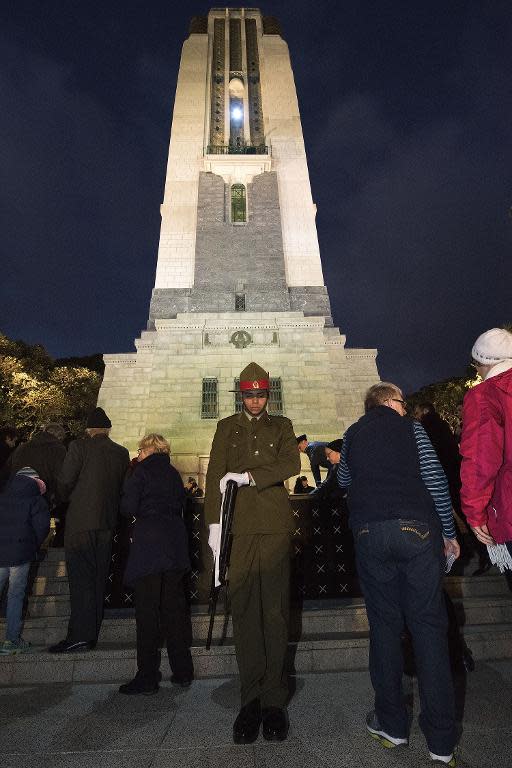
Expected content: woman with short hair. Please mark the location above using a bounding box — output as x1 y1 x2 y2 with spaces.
119 433 193 695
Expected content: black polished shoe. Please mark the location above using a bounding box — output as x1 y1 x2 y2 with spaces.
233 698 261 744
119 674 159 696
170 674 193 688
48 639 93 654
262 706 289 742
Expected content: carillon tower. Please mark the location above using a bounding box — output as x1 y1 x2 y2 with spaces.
99 8 379 481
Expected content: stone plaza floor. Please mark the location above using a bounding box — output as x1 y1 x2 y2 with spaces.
1 660 511 768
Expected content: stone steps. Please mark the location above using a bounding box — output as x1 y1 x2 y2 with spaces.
24 571 512 619
1 623 511 687
2 547 511 687
30 576 69 596
23 592 512 627
5 591 512 646
29 560 67 579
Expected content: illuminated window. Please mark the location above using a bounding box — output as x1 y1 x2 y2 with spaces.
231 184 246 223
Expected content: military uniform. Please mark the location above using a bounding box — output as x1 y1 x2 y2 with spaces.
204 371 300 710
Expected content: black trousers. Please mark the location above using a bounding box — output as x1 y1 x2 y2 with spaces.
134 569 193 684
65 529 113 643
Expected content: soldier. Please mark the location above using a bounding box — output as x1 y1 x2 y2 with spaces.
205 362 300 744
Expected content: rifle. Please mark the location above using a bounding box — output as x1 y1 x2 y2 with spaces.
205 479 238 650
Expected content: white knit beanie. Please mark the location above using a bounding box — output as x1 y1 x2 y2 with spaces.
472 328 512 365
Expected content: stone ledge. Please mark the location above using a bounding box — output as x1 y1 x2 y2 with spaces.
2 624 512 686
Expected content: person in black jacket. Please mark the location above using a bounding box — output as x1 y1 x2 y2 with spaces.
49 407 129 654
0 426 17 491
296 434 330 486
309 439 345 502
8 423 67 506
0 467 50 654
118 433 193 695
9 423 68 545
293 475 315 494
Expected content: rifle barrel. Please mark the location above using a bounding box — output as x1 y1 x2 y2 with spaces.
205 480 238 649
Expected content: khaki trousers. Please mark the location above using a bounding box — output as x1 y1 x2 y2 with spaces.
229 533 291 707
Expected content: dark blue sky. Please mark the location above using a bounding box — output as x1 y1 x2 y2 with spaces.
1 1 511 392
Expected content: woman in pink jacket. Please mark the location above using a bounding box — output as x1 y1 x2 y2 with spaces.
460 328 512 571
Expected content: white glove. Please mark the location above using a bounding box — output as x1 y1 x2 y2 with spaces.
219 472 250 494
208 523 221 555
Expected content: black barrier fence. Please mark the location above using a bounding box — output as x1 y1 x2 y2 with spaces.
105 493 361 609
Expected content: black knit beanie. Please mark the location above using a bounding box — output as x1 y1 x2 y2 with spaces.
86 407 112 428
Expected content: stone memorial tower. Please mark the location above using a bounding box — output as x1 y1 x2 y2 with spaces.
98 8 379 481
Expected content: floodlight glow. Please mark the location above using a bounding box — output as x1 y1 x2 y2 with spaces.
231 106 243 121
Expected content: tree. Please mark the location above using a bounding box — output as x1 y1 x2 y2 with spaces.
0 332 102 439
406 368 478 430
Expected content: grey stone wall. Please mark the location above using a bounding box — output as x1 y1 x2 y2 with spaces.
192 170 290 313
147 170 333 324
148 288 191 327
289 286 333 325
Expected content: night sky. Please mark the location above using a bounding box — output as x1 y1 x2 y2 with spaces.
2 1 511 393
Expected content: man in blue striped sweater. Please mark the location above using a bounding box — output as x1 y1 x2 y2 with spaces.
337 382 460 767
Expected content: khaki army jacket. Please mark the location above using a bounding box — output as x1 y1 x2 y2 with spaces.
204 411 300 535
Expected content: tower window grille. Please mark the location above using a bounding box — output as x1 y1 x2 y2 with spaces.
235 293 246 311
201 378 218 419
233 377 283 416
231 184 247 223
229 18 242 71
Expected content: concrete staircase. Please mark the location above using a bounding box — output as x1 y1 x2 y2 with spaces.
1 547 512 686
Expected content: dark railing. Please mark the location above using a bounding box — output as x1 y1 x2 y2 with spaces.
106 493 359 608
206 144 269 156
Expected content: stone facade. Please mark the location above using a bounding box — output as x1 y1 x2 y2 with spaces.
99 312 378 487
98 8 380 482
149 170 331 322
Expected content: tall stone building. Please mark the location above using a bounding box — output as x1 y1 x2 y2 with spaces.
99 8 379 481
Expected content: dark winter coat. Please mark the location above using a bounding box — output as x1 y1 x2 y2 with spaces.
0 476 50 566
0 441 14 471
343 406 438 530
305 441 330 485
310 464 345 502
58 434 130 541
419 413 460 486
120 452 190 585
9 431 67 506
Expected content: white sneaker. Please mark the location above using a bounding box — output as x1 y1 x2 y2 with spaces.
366 711 408 748
429 751 456 766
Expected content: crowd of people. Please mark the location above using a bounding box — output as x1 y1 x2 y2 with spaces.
0 327 511 766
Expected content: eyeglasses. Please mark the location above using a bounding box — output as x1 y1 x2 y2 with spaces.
391 398 407 408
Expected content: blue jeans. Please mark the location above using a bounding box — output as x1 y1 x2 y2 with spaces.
0 562 31 641
355 518 456 756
